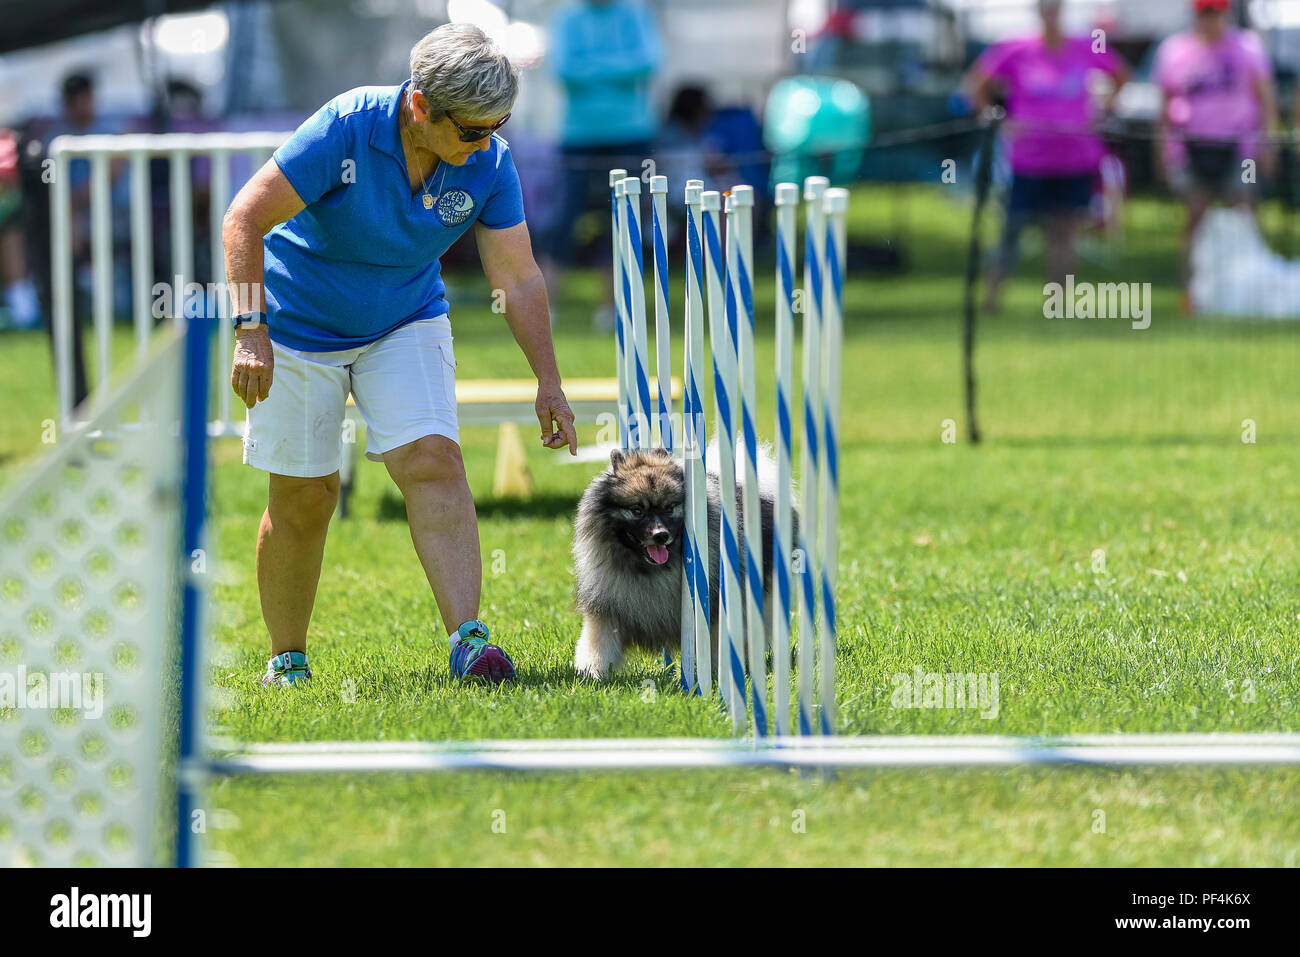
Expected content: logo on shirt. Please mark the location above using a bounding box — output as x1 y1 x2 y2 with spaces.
436 188 475 226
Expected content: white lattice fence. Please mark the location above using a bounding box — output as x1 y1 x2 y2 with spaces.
0 328 185 866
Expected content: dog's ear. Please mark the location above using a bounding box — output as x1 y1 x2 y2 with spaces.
609 449 626 472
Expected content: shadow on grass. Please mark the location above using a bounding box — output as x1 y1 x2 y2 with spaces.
375 490 580 523
362 660 691 697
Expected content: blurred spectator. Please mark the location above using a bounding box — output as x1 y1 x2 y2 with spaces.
964 0 1128 312
1 127 38 330
146 78 219 288
545 0 662 328
659 85 719 194
1154 0 1277 306
21 71 124 403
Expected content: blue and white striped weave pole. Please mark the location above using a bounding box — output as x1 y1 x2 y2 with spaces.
730 186 767 738
704 190 745 729
818 188 848 736
796 175 828 735
683 179 711 697
621 177 653 450
649 175 688 685
613 177 635 450
771 182 800 737
609 169 629 449
650 175 674 452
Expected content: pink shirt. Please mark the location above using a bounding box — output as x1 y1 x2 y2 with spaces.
976 35 1123 177
1154 29 1270 162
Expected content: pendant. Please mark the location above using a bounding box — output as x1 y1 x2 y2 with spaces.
423 193 434 210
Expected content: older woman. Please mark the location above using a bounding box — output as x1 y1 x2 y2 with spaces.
223 24 576 687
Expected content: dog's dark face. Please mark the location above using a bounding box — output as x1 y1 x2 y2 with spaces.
590 448 685 569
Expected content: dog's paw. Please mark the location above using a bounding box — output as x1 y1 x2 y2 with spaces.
573 656 609 681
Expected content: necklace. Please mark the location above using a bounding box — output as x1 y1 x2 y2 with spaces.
403 100 449 210
419 154 449 210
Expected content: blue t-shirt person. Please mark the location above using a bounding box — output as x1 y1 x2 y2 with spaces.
265 79 525 353
550 0 662 147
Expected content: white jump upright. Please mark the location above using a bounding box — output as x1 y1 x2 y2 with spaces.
704 189 745 727
609 169 630 449
90 152 113 402
621 176 653 449
682 178 711 697
771 182 800 737
797 175 829 735
210 146 233 427
128 151 153 365
169 149 195 321
819 188 849 735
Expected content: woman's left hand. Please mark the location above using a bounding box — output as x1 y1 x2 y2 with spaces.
536 381 578 454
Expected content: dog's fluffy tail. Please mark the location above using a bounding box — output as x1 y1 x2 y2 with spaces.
704 436 792 499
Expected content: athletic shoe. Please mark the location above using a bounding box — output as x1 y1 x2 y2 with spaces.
449 620 515 683
262 650 312 688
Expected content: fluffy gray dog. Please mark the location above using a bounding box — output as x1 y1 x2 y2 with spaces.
572 446 792 679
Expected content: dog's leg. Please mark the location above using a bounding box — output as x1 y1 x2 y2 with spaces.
574 614 624 680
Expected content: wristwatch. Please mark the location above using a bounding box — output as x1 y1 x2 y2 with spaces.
232 311 266 330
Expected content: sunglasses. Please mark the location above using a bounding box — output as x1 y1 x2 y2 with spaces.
446 112 510 143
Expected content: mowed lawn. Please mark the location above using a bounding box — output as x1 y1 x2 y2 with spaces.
1 187 1298 865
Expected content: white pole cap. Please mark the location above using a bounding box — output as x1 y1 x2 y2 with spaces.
650 175 667 194
724 192 734 213
701 190 721 212
730 185 754 207
685 182 703 205
775 182 800 206
824 188 850 214
804 175 830 201
609 168 628 187
614 179 626 197
622 176 642 195
686 178 704 190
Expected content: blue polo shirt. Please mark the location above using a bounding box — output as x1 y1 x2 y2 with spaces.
264 80 525 352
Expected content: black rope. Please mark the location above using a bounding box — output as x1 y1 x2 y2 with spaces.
962 108 1004 446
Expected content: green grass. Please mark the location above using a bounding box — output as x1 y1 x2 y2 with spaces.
2 185 1299 865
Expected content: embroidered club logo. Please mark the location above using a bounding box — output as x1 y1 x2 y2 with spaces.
436 188 475 226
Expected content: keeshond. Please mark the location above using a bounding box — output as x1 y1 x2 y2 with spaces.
572 446 793 680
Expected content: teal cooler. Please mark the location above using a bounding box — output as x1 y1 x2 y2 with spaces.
764 76 871 187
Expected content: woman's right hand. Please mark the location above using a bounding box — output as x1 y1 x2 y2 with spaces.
232 325 274 408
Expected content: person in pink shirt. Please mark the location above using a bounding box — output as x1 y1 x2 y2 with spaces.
1154 0 1277 302
964 0 1128 311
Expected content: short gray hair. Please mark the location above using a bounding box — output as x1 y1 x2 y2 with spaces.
410 23 518 122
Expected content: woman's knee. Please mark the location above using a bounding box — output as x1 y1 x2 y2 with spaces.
385 435 466 490
268 473 339 533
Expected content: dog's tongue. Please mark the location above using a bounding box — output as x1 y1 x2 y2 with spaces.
647 544 670 565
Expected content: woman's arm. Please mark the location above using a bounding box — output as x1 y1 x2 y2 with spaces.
963 66 996 113
222 159 306 408
475 220 577 454
1254 71 1280 178
1102 61 1131 113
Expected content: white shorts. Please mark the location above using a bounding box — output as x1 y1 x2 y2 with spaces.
243 316 459 478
